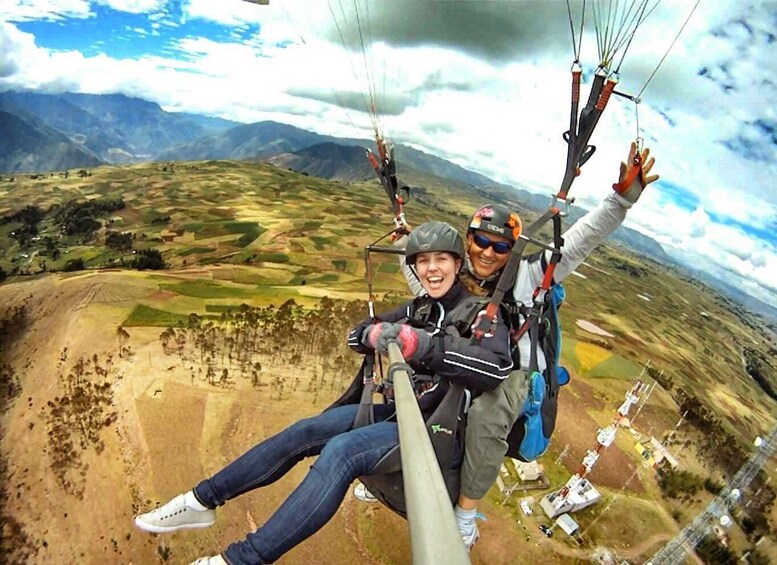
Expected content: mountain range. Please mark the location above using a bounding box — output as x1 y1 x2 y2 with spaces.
0 91 237 166
1 90 775 324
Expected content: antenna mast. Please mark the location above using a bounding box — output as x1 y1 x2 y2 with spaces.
542 379 649 517
646 425 777 565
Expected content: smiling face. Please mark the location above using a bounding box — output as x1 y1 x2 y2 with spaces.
414 251 462 298
466 230 513 279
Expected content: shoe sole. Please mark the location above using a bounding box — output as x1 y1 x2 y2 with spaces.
134 516 215 533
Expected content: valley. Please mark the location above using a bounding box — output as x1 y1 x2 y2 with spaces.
0 160 775 564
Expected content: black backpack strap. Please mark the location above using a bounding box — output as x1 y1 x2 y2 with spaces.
473 206 561 340
353 353 376 428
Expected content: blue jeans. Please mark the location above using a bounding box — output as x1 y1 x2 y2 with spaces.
194 404 397 564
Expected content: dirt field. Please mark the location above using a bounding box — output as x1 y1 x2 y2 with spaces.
0 270 575 564
1 266 775 564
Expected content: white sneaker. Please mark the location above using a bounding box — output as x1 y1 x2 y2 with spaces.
189 556 227 565
353 482 378 503
134 492 216 533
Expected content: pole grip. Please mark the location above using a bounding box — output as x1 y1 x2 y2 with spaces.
386 342 471 565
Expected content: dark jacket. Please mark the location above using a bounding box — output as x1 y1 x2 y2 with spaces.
347 280 512 412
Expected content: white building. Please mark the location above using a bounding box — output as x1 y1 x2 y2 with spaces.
540 479 602 518
555 513 580 536
634 437 679 469
512 458 544 481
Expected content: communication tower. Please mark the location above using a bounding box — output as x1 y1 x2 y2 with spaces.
541 380 649 517
646 425 777 565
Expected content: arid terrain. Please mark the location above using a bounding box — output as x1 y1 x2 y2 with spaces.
1 162 775 564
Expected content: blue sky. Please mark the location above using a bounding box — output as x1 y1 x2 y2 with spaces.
1 0 776 308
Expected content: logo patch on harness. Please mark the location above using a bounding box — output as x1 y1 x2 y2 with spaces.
431 424 453 435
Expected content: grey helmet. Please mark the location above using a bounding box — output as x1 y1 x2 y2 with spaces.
468 203 521 242
405 221 465 266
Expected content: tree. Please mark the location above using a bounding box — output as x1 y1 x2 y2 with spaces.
116 327 130 356
695 535 737 565
159 328 176 354
130 249 167 270
105 231 133 251
63 258 85 272
251 362 263 387
41 236 61 260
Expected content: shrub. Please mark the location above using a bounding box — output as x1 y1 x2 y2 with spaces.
105 231 133 251
129 249 167 270
63 258 85 272
657 468 705 499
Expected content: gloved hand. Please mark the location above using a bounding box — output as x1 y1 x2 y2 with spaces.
612 141 659 206
361 322 432 360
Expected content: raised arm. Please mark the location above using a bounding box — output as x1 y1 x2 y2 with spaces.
551 143 658 282
393 233 425 297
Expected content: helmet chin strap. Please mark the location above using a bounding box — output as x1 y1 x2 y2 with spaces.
409 265 422 288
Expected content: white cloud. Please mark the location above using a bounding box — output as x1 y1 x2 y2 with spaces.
185 0 277 27
752 254 777 293
1 0 776 307
0 23 30 79
750 251 767 269
97 0 165 14
648 205 777 306
127 26 148 36
0 0 93 22
688 207 709 238
664 241 776 306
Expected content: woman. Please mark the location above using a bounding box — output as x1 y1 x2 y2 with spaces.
133 221 512 565
454 143 658 548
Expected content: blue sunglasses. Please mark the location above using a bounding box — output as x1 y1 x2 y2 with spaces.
472 233 512 255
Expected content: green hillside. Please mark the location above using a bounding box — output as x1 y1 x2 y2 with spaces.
1 159 776 563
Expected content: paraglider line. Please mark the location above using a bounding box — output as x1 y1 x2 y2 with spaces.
635 0 701 100
612 0 653 74
565 0 586 61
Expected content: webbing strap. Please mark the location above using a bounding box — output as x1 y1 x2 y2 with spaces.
472 64 619 342
513 214 563 342
528 303 541 373
560 71 618 199
500 67 617 342
366 143 409 236
612 151 644 193
354 353 376 429
473 207 560 339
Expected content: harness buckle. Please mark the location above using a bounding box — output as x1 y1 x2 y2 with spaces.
549 194 574 217
470 309 495 339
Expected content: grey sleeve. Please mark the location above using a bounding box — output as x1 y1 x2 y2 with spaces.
394 234 425 297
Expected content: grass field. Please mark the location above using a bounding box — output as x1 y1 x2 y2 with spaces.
0 159 775 564
123 304 192 327
158 280 258 299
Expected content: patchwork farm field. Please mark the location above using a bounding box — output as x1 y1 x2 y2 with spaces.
1 161 775 564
